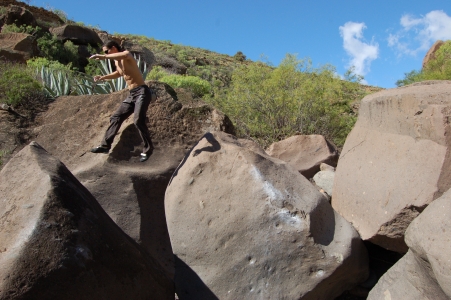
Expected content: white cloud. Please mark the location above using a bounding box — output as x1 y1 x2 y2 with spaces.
339 22 379 81
389 10 451 56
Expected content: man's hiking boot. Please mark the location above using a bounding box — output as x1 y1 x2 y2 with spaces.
91 146 110 153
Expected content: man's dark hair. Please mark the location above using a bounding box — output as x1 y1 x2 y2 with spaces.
104 40 122 52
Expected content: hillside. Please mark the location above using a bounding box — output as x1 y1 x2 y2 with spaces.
0 0 383 168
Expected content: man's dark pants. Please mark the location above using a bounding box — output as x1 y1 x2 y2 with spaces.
101 85 155 154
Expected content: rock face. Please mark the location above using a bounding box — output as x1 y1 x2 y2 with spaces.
422 40 444 68
34 81 234 279
165 131 368 299
368 188 451 299
332 81 451 253
0 32 38 63
2 5 37 28
0 0 64 27
266 135 338 179
0 142 173 299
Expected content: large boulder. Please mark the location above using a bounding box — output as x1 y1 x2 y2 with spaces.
0 32 38 63
165 131 368 299
266 135 338 178
0 142 173 299
332 81 451 253
34 81 234 279
368 188 451 299
49 24 103 46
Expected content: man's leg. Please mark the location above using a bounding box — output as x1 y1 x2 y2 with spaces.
95 101 134 151
133 88 154 159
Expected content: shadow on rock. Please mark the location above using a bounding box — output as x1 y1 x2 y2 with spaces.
169 132 221 186
133 174 175 279
174 256 218 300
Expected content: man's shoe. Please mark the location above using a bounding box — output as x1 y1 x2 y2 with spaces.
91 146 110 153
140 153 149 162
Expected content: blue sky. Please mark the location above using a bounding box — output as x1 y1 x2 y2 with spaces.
31 0 451 88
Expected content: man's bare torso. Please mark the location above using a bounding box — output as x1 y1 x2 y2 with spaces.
115 52 145 90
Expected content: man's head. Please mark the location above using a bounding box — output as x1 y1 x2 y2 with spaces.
103 40 122 54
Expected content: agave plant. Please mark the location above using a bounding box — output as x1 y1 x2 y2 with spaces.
37 53 150 98
38 66 71 98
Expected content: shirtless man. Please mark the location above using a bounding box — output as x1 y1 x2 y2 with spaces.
89 40 155 162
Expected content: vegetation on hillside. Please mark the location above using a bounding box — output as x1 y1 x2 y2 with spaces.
205 55 364 147
0 3 380 150
396 40 451 86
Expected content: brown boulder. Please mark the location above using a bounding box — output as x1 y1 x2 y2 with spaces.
422 40 444 69
0 32 38 63
3 5 37 28
266 135 338 178
332 81 451 253
49 24 103 46
34 81 234 279
165 131 368 299
0 142 173 299
368 188 451 299
122 39 156 67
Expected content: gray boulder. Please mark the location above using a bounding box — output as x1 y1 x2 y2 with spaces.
368 187 451 299
332 81 451 253
165 131 368 299
266 135 338 179
0 142 173 299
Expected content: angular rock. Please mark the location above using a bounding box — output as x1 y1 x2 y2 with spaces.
266 135 338 179
320 163 335 172
332 81 451 253
122 39 156 67
34 81 234 279
155 53 188 75
0 142 173 299
404 188 451 297
367 250 449 300
3 5 37 28
422 40 444 69
0 32 38 63
49 24 103 46
313 170 335 196
165 131 368 299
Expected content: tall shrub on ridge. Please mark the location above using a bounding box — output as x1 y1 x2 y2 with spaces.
207 54 358 147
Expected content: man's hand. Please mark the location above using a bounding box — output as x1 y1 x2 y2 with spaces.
93 75 103 82
89 54 106 60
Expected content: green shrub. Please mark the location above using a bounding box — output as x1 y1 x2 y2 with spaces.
1 23 41 35
0 61 42 106
27 57 71 71
37 34 80 70
205 54 358 147
159 74 211 97
396 40 451 86
233 51 246 62
146 66 168 81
